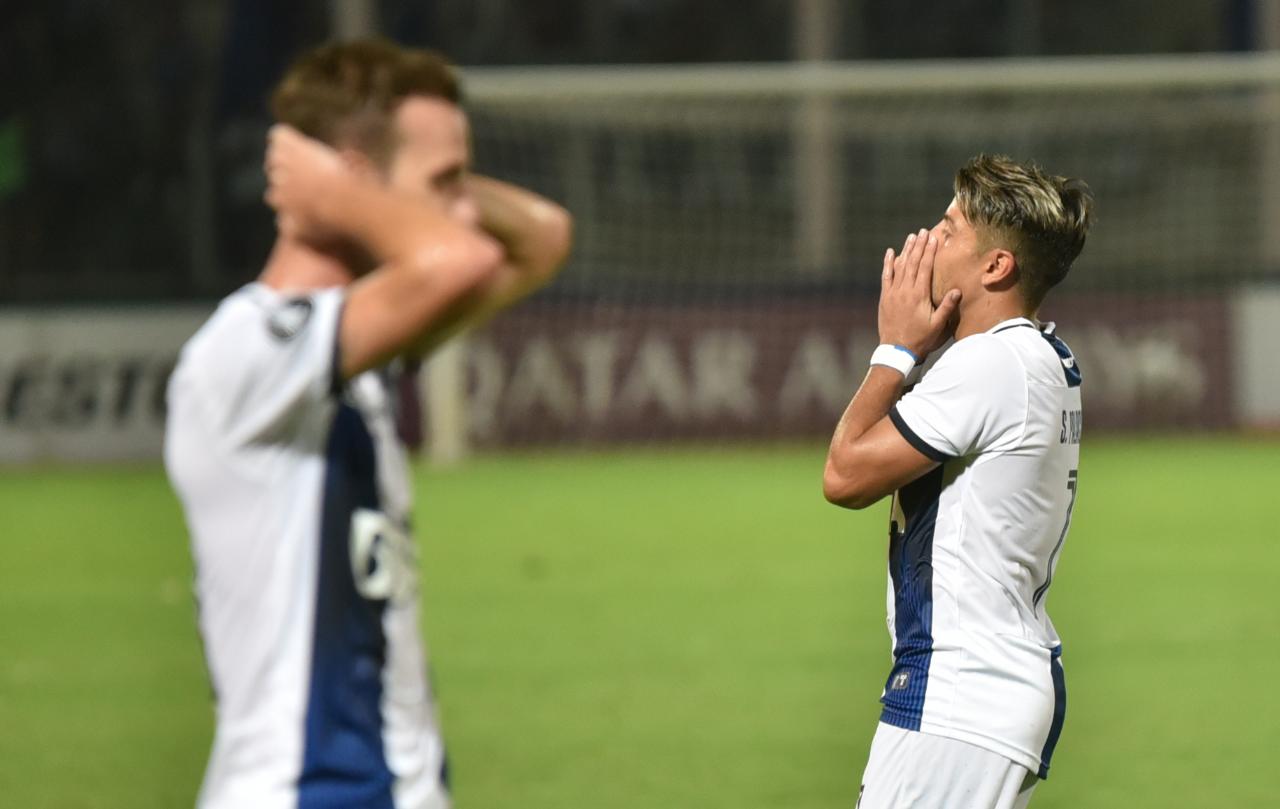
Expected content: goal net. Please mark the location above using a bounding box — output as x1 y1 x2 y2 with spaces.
425 54 1280 456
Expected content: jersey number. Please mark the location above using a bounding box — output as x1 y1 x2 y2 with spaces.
1033 470 1077 610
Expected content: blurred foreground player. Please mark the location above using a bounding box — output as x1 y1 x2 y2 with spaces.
823 155 1092 808
165 40 572 809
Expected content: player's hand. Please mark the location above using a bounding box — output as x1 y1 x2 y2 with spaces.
878 228 962 361
264 125 349 240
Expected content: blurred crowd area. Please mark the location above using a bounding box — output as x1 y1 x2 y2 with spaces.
0 0 1268 303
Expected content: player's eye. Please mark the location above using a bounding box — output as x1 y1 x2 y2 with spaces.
432 166 465 195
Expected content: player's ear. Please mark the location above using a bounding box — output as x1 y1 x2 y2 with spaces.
982 249 1019 291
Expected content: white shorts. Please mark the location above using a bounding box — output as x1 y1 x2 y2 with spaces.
857 723 1038 809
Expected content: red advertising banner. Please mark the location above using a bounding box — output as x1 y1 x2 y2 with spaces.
0 293 1236 462
454 293 1233 447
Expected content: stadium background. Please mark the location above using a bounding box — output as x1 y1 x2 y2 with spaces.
2 1 1278 807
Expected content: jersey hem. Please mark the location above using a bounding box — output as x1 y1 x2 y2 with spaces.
916 720 1045 778
879 705 922 732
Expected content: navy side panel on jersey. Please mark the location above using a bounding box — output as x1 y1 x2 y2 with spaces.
1037 646 1067 778
300 403 395 809
880 466 944 730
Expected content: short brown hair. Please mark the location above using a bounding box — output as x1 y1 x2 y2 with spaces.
271 38 461 165
954 154 1094 307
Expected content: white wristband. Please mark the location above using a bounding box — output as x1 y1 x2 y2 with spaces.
870 344 919 378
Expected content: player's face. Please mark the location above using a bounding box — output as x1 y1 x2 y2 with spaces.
387 96 480 227
929 198 985 306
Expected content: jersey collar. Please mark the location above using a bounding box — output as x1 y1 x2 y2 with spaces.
987 316 1040 334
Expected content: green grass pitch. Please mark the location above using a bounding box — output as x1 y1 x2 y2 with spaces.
1 438 1276 807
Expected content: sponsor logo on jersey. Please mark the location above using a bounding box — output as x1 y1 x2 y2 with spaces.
266 298 314 341
350 508 417 604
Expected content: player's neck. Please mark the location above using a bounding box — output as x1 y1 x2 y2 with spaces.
953 294 1037 341
258 236 358 293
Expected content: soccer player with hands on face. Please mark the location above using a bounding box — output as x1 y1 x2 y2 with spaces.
824 156 1093 809
166 39 571 809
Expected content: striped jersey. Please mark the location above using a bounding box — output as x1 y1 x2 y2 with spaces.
881 316 1082 779
165 284 448 809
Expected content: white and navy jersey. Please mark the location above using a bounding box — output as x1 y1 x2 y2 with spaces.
881 316 1082 779
164 284 448 809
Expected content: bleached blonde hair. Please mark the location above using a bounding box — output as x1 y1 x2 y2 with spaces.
954 154 1094 306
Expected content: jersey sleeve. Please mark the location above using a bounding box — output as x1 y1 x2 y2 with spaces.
889 334 1028 461
185 286 346 446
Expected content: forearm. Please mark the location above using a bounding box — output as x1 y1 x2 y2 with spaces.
470 175 572 279
398 177 573 359
824 366 921 509
314 176 473 263
320 180 503 378
828 367 907 460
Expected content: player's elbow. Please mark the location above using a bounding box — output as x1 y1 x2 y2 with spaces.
527 204 575 285
544 204 574 264
822 456 881 510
